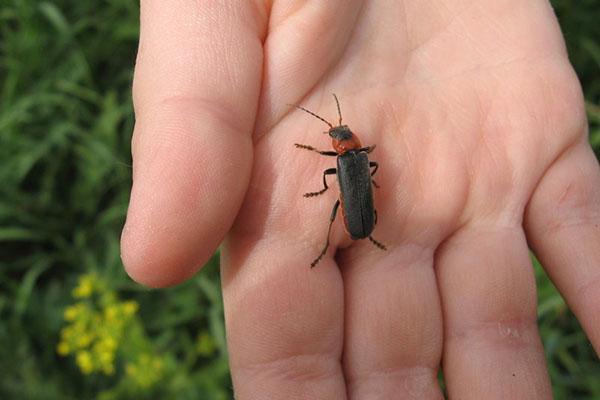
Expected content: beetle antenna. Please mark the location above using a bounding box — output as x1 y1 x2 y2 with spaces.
332 93 342 125
291 104 334 129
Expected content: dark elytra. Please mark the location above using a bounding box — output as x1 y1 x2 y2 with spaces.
337 150 375 240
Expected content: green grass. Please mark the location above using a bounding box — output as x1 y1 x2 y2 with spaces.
0 1 598 399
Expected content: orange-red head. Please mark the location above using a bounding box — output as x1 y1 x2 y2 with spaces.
328 125 362 154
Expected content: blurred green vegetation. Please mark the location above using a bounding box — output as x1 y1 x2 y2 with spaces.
0 0 598 399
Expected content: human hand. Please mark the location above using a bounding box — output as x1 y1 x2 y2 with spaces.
121 1 598 398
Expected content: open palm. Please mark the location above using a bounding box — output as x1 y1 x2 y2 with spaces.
122 1 598 398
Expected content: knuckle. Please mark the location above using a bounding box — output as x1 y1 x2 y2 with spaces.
235 352 340 385
447 317 539 351
529 142 600 237
346 365 440 399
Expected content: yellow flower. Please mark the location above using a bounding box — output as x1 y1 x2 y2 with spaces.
98 350 114 367
94 335 115 355
125 354 165 388
122 300 139 316
73 275 95 298
104 305 118 321
59 272 152 378
60 326 74 340
63 305 79 321
77 333 93 348
76 351 94 375
56 341 70 356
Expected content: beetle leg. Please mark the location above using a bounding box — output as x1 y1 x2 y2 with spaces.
369 162 380 188
368 235 387 251
295 143 338 156
304 168 337 197
358 145 376 154
311 200 340 268
369 210 386 250
369 161 379 176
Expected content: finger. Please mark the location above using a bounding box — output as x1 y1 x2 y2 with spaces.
254 0 361 134
221 236 346 399
121 1 266 287
525 140 600 353
340 245 444 399
221 128 348 399
436 225 552 399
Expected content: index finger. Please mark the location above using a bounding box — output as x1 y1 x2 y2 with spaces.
121 1 267 287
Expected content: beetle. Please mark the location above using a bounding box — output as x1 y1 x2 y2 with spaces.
293 94 387 267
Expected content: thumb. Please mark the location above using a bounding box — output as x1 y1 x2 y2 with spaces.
121 1 266 287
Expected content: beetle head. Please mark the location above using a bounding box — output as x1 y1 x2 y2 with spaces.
330 125 362 154
328 125 353 141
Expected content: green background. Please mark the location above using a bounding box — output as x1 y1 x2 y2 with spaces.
0 1 598 399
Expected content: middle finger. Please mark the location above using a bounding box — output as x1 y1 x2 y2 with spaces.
340 242 444 399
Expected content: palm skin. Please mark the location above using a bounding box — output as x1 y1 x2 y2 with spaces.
122 1 599 399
